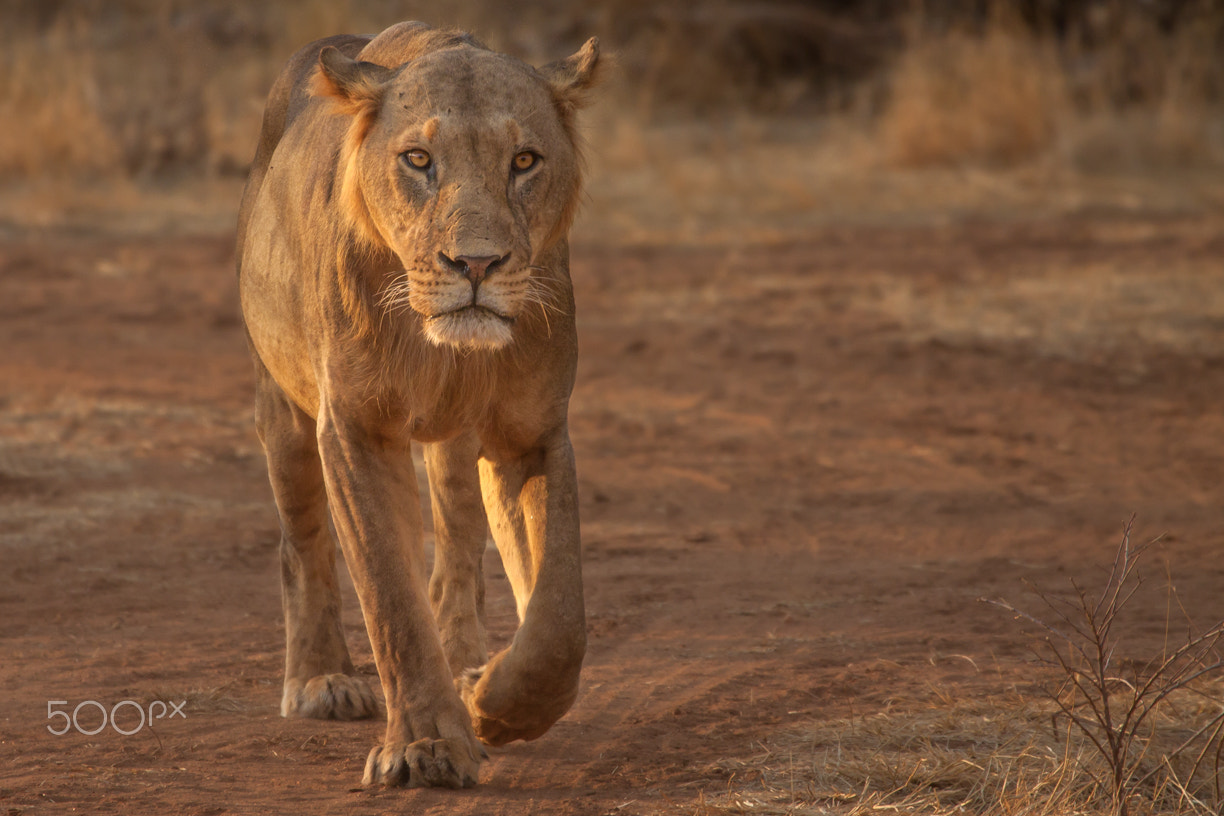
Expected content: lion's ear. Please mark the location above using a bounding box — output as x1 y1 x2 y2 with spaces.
312 46 393 115
540 37 603 114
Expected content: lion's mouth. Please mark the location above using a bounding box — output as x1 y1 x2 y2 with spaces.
416 299 521 352
427 305 515 324
419 303 517 350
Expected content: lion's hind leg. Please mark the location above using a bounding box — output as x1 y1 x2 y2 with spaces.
254 364 378 721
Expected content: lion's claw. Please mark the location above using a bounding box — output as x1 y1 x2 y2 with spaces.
363 738 480 789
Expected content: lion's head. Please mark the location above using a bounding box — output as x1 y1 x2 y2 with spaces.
311 25 601 351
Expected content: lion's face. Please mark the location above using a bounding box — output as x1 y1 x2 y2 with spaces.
315 43 595 351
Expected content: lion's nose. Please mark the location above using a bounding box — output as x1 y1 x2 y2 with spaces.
439 252 506 287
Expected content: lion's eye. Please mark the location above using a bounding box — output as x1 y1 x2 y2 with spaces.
402 149 431 170
512 152 538 173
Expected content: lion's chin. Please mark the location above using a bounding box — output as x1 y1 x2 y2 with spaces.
422 307 515 351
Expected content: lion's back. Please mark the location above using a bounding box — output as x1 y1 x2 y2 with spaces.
235 34 368 265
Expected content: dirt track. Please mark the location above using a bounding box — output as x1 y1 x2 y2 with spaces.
3 214 1224 815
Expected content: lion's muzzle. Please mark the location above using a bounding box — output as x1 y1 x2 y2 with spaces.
413 252 525 351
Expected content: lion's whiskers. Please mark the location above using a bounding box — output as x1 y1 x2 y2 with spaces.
523 267 567 316
378 272 415 315
520 267 570 338
378 265 569 343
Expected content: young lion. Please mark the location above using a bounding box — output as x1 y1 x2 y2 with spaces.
236 22 601 790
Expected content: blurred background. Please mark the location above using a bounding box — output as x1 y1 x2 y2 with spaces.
1 0 1221 240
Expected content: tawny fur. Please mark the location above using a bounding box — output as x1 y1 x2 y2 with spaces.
236 21 600 791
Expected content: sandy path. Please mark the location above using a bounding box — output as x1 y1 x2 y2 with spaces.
2 217 1223 814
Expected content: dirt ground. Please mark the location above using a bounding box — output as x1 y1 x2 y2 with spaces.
2 208 1224 815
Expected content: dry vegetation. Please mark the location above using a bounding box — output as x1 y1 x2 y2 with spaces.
874 4 1224 170
0 0 1220 237
678 524 1224 816
681 682 1224 816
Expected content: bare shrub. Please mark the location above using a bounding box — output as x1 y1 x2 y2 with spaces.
682 682 1224 816
986 518 1224 816
681 520 1224 816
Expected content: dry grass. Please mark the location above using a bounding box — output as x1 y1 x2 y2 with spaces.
675 524 1224 816
0 10 123 178
869 3 1224 171
1 1 1219 183
677 683 1224 816
0 0 379 179
0 1 1219 243
988 521 1224 816
873 230 1224 365
875 10 1070 167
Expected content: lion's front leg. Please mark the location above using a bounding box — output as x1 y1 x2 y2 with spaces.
316 407 483 789
462 428 586 746
424 432 490 678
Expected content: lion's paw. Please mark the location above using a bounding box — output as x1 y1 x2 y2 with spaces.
362 737 481 789
459 667 565 746
281 673 379 720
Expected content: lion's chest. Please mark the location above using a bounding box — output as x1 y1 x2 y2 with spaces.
403 411 479 444
371 356 499 445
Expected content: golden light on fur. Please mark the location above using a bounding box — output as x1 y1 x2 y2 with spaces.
301 29 599 351
237 20 601 792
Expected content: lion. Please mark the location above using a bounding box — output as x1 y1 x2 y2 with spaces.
235 22 601 790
